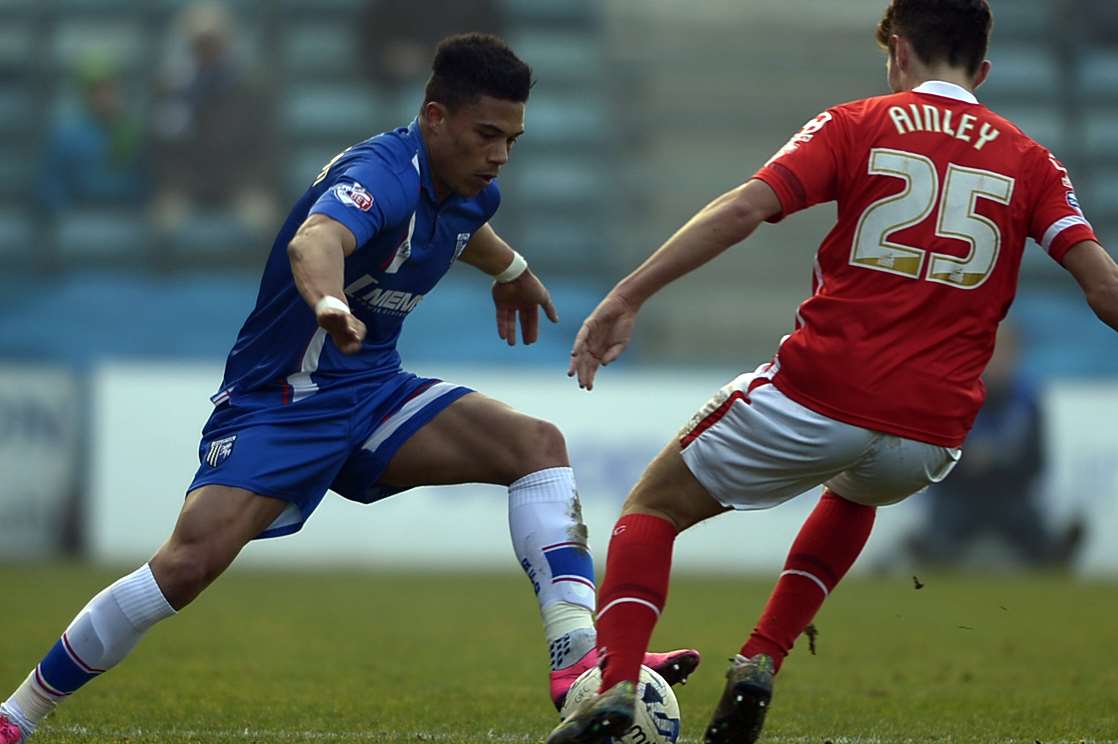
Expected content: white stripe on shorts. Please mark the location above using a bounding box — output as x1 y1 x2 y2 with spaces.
360 381 462 453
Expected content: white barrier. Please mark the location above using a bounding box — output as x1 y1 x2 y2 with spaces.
88 363 1116 574
1042 383 1118 574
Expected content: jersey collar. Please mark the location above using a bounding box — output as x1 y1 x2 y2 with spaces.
409 118 443 203
912 80 979 104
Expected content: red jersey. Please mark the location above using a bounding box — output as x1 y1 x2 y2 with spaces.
752 81 1098 447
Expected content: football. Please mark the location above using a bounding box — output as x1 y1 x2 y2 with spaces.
559 665 682 744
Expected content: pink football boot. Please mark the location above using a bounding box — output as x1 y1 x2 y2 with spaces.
549 647 701 710
0 712 24 744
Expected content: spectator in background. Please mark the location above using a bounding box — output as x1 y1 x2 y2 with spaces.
359 0 505 107
905 325 1083 569
39 56 148 213
152 1 277 238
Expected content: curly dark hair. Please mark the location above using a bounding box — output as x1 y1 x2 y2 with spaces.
423 33 534 111
876 0 993 76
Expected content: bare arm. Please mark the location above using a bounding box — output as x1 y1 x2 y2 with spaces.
286 213 366 354
458 222 559 346
568 179 782 388
613 179 783 307
1063 240 1118 332
287 213 357 306
458 222 517 274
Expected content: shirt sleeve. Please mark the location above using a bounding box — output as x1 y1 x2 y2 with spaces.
751 108 845 223
308 157 411 248
1028 150 1098 264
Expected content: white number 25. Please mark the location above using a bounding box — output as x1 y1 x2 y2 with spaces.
850 148 1015 289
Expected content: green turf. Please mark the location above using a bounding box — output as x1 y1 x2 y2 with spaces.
1 564 1116 743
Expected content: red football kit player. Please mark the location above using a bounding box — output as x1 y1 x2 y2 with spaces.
756 82 1094 447
548 2 1118 743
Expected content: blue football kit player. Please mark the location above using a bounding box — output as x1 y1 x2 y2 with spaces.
0 35 696 743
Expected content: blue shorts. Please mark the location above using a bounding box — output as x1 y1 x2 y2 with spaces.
188 372 473 539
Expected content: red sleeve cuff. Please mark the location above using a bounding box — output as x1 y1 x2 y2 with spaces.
752 165 805 224
1048 224 1099 265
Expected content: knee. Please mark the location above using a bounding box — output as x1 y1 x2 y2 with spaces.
507 418 569 479
530 419 568 462
149 542 224 610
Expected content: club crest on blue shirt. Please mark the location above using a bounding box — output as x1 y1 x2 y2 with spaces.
334 181 374 212
205 435 237 468
454 232 471 259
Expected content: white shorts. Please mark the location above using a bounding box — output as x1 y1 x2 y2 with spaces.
678 365 961 509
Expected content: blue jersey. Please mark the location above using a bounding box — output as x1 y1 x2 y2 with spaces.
213 119 500 404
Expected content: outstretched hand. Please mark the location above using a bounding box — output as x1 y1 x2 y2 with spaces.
492 270 559 346
317 307 366 354
567 293 638 390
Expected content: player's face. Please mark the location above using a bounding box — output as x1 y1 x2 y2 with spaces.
426 96 525 198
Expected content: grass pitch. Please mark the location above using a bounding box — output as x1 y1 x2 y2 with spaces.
1 564 1116 743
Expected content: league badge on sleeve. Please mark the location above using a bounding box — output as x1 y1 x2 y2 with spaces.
334 182 374 212
205 435 237 468
1068 192 1083 215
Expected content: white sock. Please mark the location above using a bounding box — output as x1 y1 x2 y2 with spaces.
508 467 598 670
3 563 176 733
542 602 597 670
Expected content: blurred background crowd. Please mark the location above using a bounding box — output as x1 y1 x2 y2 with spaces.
1 0 1117 571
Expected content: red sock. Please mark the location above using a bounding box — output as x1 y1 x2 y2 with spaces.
595 513 677 691
742 490 875 672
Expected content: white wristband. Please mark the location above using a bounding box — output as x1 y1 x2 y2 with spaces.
494 251 528 283
314 295 350 315
494 250 527 283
